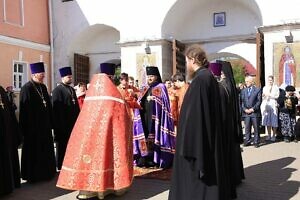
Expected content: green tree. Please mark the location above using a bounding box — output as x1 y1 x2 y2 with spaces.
113 66 121 85
231 63 245 84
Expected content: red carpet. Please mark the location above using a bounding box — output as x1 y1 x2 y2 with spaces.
133 167 172 181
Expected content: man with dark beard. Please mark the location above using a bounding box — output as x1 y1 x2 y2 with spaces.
19 62 56 183
133 66 175 169
52 66 80 170
169 44 230 200
0 85 21 196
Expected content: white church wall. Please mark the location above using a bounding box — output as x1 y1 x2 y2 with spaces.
52 0 90 83
53 0 300 86
78 28 121 77
172 3 258 42
76 0 177 42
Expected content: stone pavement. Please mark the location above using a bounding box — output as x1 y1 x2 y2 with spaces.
2 139 300 200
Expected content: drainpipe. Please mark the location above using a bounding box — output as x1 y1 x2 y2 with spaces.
48 0 55 90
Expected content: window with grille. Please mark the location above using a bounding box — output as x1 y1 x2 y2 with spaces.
13 62 27 90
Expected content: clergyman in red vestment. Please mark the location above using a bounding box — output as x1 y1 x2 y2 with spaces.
57 63 133 200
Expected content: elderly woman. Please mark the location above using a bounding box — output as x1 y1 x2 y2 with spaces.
277 85 298 142
260 75 280 142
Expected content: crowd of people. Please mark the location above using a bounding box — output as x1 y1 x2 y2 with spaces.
238 75 300 147
1 44 299 200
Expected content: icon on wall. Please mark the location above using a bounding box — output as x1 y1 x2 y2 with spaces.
214 12 226 27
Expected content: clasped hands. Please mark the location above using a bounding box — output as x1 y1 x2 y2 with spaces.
245 108 254 114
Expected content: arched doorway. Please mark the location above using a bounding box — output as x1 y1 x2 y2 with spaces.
161 0 263 83
68 24 120 84
209 52 256 85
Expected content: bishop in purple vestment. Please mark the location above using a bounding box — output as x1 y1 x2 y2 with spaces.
133 66 175 169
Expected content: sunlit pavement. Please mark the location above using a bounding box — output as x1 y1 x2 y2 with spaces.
2 136 300 200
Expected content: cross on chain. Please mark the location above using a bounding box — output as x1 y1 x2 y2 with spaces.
0 95 4 109
0 101 4 109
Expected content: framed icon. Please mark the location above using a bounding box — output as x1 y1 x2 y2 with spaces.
214 12 226 27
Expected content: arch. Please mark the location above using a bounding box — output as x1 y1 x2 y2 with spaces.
209 43 257 67
104 59 121 67
208 51 256 77
68 23 120 55
161 0 263 41
67 24 121 76
208 52 247 62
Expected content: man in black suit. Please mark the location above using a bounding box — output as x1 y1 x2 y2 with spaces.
240 76 262 147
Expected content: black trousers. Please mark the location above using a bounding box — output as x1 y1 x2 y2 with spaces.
244 116 260 144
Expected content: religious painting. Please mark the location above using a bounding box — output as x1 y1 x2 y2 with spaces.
136 53 157 87
273 42 300 88
213 12 226 27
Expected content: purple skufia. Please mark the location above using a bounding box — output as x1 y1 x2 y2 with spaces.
30 62 45 74
59 66 72 77
209 63 222 76
99 63 116 75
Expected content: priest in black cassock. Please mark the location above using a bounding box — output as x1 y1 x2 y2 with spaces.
168 44 230 200
52 66 80 170
0 85 21 196
19 62 56 183
209 62 245 199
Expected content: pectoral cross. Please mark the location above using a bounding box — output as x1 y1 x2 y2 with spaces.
43 100 47 108
0 102 4 109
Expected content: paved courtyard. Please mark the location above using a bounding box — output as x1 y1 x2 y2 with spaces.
2 137 300 200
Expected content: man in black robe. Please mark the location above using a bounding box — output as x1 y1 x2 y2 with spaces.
52 66 80 170
0 85 21 196
6 86 23 150
218 61 245 185
210 61 245 199
169 44 230 200
19 62 56 183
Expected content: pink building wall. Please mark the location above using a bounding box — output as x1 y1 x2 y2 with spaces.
0 0 50 44
0 43 50 88
0 0 51 90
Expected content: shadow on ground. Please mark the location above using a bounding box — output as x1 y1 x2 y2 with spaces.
2 173 70 200
237 157 300 200
1 173 170 200
2 157 299 200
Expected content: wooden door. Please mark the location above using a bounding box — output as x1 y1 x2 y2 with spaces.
74 53 89 85
172 39 186 75
256 32 264 87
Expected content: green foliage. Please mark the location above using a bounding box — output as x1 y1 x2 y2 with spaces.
113 67 121 85
231 63 245 84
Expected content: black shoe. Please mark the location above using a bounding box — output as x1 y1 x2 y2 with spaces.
243 142 251 147
136 157 146 167
284 137 291 143
254 143 260 148
145 160 156 168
